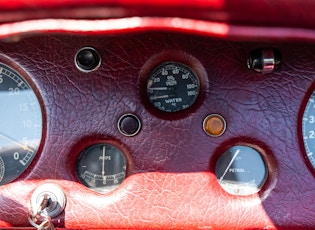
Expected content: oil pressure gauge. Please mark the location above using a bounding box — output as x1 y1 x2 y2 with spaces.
76 143 127 193
146 62 200 112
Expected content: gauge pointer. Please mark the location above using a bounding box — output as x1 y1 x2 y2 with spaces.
219 149 240 182
0 132 35 152
102 145 106 180
150 95 170 100
148 87 168 91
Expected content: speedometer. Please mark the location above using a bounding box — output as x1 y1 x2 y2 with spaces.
0 63 42 185
146 62 200 113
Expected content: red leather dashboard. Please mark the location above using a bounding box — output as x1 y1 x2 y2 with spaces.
0 0 315 229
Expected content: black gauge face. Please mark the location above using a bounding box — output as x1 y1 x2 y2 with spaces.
302 91 315 169
76 143 127 193
0 63 42 185
146 62 200 112
215 145 268 196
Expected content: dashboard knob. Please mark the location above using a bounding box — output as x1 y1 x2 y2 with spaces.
75 47 101 72
247 48 281 74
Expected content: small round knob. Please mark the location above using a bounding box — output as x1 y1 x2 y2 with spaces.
75 47 101 72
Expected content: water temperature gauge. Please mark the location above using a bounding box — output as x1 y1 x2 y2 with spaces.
146 62 200 113
76 143 127 193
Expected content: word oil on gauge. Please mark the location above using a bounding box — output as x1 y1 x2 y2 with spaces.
146 62 200 113
76 143 127 193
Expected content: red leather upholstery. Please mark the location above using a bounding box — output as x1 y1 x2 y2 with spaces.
0 1 314 229
1 0 315 30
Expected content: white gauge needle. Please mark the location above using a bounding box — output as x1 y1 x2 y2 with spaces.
0 132 34 152
150 95 170 100
102 145 106 179
219 149 240 182
148 87 168 91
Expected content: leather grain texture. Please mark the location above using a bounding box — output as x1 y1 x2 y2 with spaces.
0 33 314 229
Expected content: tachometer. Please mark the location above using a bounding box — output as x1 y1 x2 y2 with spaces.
0 63 42 185
146 62 200 112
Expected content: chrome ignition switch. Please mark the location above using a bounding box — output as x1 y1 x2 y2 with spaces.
28 183 67 229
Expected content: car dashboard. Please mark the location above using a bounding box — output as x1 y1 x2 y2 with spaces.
0 0 315 229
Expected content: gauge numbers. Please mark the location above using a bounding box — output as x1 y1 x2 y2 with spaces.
147 62 200 112
76 143 127 193
302 92 315 168
0 63 42 185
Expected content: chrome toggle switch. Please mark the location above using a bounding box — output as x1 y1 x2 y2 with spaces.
247 48 281 74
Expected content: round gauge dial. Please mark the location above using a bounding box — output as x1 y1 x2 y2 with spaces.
302 91 315 168
76 143 127 193
0 63 42 185
215 145 268 196
146 62 200 112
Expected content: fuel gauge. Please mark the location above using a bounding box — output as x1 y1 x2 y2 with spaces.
76 143 127 193
215 145 268 196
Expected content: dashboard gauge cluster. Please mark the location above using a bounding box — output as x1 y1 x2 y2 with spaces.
0 63 43 186
0 42 310 200
1 31 315 228
0 4 315 225
0 50 274 196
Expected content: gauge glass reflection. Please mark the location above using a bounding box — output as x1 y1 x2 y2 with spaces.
0 63 42 185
